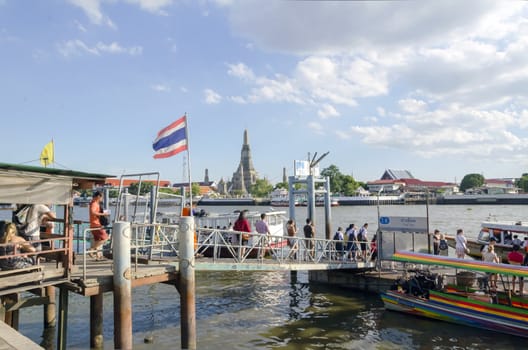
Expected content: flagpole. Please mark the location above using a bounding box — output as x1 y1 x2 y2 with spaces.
185 114 193 211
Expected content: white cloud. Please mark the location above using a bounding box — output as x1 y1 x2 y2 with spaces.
230 96 247 104
67 0 115 28
377 107 386 117
317 104 339 119
348 105 528 161
308 121 324 135
151 84 170 92
57 39 143 57
204 89 222 104
74 20 87 32
227 62 255 81
124 0 173 15
398 99 427 114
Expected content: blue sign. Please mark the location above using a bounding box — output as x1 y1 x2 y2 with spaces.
379 216 390 225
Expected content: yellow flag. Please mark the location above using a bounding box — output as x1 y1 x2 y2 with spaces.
40 140 54 167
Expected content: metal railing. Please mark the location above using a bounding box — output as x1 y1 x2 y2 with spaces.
75 222 378 279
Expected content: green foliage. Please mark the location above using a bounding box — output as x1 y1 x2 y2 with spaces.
159 187 176 194
320 164 360 195
274 182 288 190
459 173 485 192
192 183 201 196
517 174 528 193
128 182 154 195
250 178 273 197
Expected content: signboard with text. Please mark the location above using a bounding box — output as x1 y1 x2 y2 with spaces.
379 216 428 233
294 160 320 177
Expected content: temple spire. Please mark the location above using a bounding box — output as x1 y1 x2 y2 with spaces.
243 129 248 145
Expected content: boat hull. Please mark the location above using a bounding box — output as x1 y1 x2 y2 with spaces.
382 290 528 338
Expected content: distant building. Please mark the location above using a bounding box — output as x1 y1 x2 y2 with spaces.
105 178 171 188
465 178 519 195
229 129 258 195
367 169 457 194
172 169 217 196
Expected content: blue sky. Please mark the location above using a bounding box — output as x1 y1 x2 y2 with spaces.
2 1 528 185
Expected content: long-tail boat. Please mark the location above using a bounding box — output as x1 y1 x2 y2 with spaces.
381 251 528 337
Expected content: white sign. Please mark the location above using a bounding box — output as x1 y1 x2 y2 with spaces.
379 216 428 233
294 160 310 177
294 160 320 177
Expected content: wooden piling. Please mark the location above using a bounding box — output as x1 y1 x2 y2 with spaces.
44 286 56 328
57 287 69 350
113 221 132 349
90 293 104 349
178 216 196 350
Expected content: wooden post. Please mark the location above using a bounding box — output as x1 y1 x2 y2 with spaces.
4 294 19 330
178 216 196 350
90 293 104 349
57 287 69 350
113 221 132 349
44 286 56 328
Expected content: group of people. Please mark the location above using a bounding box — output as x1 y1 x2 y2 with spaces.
232 210 271 258
0 203 56 270
333 223 375 262
481 237 528 294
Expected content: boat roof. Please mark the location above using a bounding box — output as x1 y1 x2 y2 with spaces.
481 221 528 234
393 251 528 278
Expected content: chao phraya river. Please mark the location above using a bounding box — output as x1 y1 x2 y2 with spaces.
6 204 527 349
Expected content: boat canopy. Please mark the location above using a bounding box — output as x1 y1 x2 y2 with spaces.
0 162 112 205
393 251 528 278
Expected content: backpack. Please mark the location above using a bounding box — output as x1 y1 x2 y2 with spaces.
12 205 31 235
439 239 448 250
357 230 363 242
333 231 342 240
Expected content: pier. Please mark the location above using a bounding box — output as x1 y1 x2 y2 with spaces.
0 162 379 349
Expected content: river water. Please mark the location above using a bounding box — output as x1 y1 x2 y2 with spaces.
4 204 527 349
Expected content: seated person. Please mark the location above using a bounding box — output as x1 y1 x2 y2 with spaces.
0 221 36 270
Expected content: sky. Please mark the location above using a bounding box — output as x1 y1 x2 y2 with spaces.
2 0 528 185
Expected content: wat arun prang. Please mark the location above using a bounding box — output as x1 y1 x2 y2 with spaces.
229 129 258 195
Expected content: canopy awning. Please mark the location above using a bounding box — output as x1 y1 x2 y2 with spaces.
0 163 112 205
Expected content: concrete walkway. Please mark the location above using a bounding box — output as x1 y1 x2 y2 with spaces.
0 322 42 350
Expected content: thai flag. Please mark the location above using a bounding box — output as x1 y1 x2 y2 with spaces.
152 116 188 159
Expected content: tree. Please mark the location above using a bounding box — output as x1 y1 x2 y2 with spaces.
128 182 154 195
192 183 201 197
341 175 359 196
250 178 273 197
459 173 485 192
517 173 528 193
274 182 288 190
321 164 343 193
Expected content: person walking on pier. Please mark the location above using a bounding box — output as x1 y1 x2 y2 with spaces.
333 227 344 260
255 213 270 259
88 191 110 260
286 219 298 260
358 223 369 261
303 218 315 260
345 224 358 261
233 210 251 259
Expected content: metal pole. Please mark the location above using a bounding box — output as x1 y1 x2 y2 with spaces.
90 293 104 349
288 176 295 223
178 216 196 350
113 221 132 349
307 175 316 226
323 176 331 240
426 189 431 254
